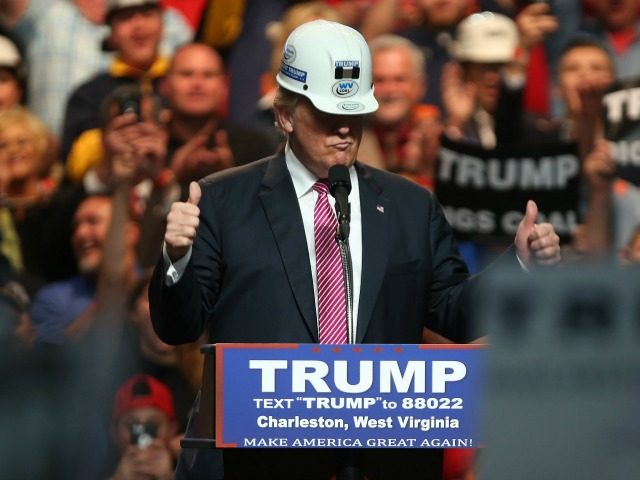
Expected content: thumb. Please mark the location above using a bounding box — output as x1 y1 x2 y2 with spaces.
521 200 538 230
187 181 201 206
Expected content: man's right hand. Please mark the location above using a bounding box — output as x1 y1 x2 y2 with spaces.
165 181 201 262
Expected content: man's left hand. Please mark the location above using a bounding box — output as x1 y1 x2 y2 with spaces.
515 200 561 266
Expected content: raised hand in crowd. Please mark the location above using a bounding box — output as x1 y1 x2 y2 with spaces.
581 138 615 255
170 120 234 185
583 138 615 193
98 93 169 187
441 62 476 139
516 1 558 53
402 115 443 180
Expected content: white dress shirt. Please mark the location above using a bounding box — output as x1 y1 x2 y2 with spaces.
285 145 363 332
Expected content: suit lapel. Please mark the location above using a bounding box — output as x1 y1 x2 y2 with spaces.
258 156 318 341
355 163 389 342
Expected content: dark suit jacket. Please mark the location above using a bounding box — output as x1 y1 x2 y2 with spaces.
149 154 512 479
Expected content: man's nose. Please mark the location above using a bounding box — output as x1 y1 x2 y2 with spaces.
336 124 352 136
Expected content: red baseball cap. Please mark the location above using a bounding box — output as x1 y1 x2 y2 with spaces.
112 374 176 424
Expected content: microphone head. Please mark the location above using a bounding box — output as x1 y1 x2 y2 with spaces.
328 165 351 196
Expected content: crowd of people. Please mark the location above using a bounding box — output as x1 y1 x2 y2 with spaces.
0 0 638 479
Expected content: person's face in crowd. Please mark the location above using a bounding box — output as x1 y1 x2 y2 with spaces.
113 406 175 454
163 44 228 118
0 69 22 110
419 0 468 29
110 6 163 69
557 46 614 102
372 46 425 128
589 0 639 31
464 62 504 113
72 196 113 276
276 96 364 179
0 122 41 186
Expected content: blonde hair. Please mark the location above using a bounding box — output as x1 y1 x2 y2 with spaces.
0 106 50 159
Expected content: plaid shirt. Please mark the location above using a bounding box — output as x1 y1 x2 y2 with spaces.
16 0 193 137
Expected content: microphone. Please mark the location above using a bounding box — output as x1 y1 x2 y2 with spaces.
328 165 351 240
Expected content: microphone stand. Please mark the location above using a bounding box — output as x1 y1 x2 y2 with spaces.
334 205 363 480
335 216 355 345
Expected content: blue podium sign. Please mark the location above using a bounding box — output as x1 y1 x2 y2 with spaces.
215 344 485 448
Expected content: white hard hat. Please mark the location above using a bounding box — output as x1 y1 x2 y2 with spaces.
0 36 20 68
106 0 160 23
276 20 378 115
450 12 519 63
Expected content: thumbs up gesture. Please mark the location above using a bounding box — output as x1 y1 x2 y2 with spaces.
165 181 202 262
515 200 561 266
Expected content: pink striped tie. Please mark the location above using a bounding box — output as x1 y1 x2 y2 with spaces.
313 181 347 344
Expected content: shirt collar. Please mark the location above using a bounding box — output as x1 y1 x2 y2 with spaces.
109 55 170 79
284 142 358 199
285 143 322 199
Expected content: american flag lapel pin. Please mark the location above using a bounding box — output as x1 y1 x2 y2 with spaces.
376 205 384 213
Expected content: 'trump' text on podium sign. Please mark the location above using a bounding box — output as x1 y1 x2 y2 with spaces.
215 344 485 448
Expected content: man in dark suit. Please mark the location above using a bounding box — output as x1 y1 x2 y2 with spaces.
149 20 561 480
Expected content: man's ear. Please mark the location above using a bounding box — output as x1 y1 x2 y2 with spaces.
273 105 294 133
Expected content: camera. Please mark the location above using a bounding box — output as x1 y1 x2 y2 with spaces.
129 422 158 449
101 83 163 123
114 85 142 116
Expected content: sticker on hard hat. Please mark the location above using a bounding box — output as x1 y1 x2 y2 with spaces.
333 80 359 97
280 62 307 83
283 45 296 62
337 101 364 112
334 60 360 80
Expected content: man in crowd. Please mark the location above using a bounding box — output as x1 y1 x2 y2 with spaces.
0 0 191 137
29 192 140 344
360 33 441 189
442 10 557 149
63 0 170 175
149 20 561 479
161 42 278 190
109 374 178 480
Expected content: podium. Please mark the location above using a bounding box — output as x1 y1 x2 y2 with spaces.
181 344 216 449
177 343 484 478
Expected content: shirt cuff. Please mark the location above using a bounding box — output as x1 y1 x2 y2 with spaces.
163 243 192 286
516 253 529 272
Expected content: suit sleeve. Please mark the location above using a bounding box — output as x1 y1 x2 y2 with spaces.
424 195 474 342
148 183 223 344
425 195 522 342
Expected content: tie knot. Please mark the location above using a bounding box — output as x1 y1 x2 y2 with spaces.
313 181 329 196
